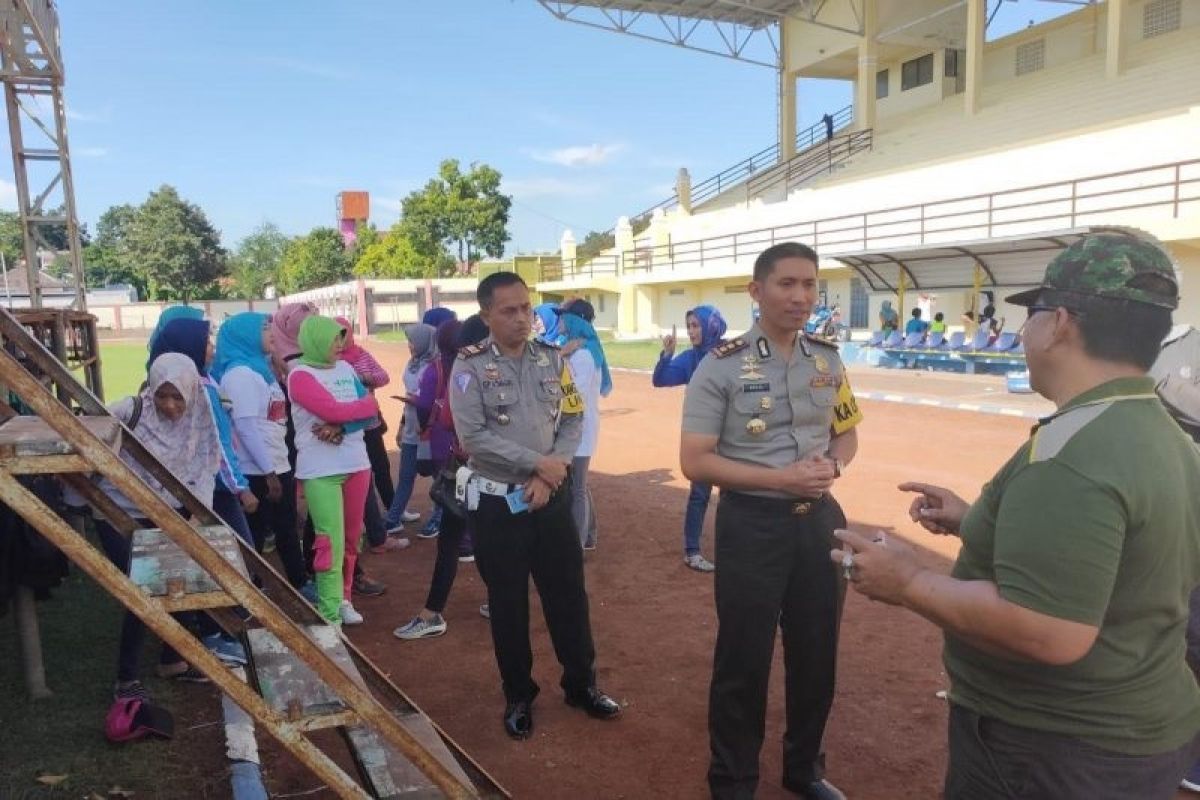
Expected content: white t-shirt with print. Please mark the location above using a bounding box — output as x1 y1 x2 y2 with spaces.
220 365 291 475
288 361 371 481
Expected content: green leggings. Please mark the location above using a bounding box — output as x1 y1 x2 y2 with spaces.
303 470 370 623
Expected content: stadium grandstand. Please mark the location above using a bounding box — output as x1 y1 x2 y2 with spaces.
532 0 1200 343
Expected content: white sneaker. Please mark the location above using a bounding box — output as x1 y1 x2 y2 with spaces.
393 614 447 640
339 600 364 625
401 510 421 523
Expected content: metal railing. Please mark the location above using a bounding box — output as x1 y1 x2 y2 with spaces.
620 105 855 228
743 128 874 200
540 158 1200 282
539 254 619 283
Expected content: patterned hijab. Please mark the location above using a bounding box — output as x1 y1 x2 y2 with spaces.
688 305 728 354
134 353 222 504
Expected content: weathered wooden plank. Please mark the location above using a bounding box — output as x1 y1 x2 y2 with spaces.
347 714 473 799
130 524 248 599
0 414 119 457
249 625 473 796
1 453 90 473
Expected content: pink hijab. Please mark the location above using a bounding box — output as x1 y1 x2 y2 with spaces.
270 302 317 363
335 315 365 362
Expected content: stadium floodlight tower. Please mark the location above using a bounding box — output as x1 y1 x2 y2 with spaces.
0 0 86 310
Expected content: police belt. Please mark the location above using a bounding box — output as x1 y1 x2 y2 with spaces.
722 490 828 517
470 473 523 497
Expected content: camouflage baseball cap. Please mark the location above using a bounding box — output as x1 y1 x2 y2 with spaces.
1006 233 1179 310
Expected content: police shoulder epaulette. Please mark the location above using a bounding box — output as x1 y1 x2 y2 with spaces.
457 342 488 359
533 338 560 350
711 338 749 359
802 333 839 351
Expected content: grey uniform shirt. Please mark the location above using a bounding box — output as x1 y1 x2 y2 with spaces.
1151 325 1200 441
681 323 861 499
449 337 584 485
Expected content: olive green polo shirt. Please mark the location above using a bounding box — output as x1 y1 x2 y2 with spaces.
946 377 1200 755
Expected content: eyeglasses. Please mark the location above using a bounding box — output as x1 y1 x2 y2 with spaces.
1025 305 1083 321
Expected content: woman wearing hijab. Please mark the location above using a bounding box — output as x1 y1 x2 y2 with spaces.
149 318 258 548
421 306 457 330
393 319 476 640
533 302 567 347
96 353 228 699
146 305 204 365
288 316 379 626
213 312 310 594
384 322 436 533
335 317 394 504
652 304 728 572
879 300 899 334
557 301 611 551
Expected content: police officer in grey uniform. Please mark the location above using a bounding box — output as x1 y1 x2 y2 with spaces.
449 271 620 740
681 243 862 800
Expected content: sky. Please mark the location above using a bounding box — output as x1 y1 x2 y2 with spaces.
2 0 1072 257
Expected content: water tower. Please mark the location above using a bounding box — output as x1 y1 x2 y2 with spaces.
336 191 369 247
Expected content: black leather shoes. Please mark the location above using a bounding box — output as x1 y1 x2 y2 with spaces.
564 687 621 719
503 698 534 739
783 779 846 800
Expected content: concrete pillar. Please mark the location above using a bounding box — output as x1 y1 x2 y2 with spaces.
355 277 370 339
560 229 577 264
1106 0 1126 79
855 0 878 132
779 70 797 161
676 168 692 214
964 0 985 116
650 208 670 270
614 216 634 275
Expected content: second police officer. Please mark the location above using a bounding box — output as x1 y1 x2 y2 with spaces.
449 271 621 741
681 242 862 800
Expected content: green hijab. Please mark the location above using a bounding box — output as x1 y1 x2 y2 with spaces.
297 315 345 368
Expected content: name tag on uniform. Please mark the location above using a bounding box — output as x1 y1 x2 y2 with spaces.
742 382 770 393
810 375 838 389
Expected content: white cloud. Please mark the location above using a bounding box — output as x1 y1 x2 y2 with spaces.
75 146 108 158
504 177 603 199
374 196 403 216
526 142 623 168
0 179 15 210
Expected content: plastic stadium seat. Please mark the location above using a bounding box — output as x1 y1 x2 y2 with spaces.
926 331 945 349
867 331 886 347
969 329 991 351
947 331 967 351
901 332 924 349
989 332 1019 352
882 331 903 348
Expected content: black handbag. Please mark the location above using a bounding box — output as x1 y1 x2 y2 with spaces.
429 465 467 519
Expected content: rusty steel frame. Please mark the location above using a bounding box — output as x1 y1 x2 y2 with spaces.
0 307 503 799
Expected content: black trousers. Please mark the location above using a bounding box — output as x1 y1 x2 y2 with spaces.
424 502 467 614
946 703 1200 800
363 426 394 508
470 482 597 703
245 472 307 589
708 491 847 800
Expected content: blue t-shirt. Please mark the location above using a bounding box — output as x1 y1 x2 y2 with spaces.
906 318 930 336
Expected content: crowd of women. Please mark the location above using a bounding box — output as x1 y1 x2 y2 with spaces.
91 294 730 717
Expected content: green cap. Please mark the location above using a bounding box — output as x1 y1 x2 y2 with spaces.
1006 233 1179 310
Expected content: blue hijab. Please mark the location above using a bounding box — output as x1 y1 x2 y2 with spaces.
533 303 565 346
689 305 727 354
560 313 612 397
149 318 211 376
211 311 276 385
148 305 204 360
422 307 457 329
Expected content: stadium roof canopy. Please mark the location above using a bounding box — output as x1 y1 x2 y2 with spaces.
832 228 1126 293
536 1 851 68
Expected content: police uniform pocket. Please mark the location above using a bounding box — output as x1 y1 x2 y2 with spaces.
536 381 562 402
809 385 837 407
734 388 776 417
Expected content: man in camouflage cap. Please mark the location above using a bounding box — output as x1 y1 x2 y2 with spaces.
832 231 1200 798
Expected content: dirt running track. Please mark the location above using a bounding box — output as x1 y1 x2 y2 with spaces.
266 358 1034 800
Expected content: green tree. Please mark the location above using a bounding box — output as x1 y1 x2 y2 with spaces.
353 224 454 279
229 221 288 300
276 227 350 293
123 186 227 301
399 159 512 274
0 208 91 270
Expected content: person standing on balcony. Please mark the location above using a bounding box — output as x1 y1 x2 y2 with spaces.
681 242 861 800
842 234 1200 799
822 113 834 143
652 304 728 573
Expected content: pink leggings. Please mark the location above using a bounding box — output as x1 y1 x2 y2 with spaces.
303 469 371 623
